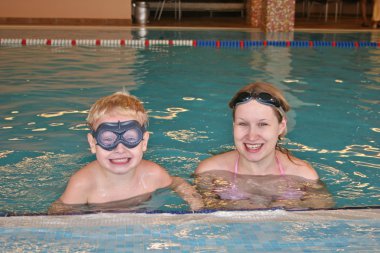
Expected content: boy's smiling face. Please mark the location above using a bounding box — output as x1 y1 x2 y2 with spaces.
87 111 149 175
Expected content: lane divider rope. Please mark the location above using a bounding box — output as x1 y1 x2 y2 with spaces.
0 39 379 48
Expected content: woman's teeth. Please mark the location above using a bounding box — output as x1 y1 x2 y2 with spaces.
246 143 262 150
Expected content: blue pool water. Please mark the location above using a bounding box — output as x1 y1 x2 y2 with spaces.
0 28 379 215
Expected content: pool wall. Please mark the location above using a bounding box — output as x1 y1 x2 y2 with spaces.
1 209 379 252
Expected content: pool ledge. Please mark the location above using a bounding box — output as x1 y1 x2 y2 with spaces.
1 208 379 228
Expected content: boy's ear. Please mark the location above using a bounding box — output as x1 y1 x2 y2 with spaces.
142 131 149 152
87 133 97 154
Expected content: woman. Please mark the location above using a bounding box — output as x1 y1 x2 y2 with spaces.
195 82 333 210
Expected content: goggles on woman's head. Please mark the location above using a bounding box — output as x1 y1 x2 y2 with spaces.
92 120 146 151
230 92 285 117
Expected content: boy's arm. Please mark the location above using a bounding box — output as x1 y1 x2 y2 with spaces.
48 163 93 214
48 199 67 215
48 199 84 215
48 172 93 215
170 176 204 211
59 174 89 204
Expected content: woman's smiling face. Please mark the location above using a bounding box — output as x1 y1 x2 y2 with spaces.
233 100 286 162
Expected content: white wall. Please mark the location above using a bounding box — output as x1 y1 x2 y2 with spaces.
0 0 131 20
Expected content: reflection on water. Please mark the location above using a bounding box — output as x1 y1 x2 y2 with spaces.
366 46 380 83
285 141 379 159
38 110 88 118
165 129 209 143
150 107 188 120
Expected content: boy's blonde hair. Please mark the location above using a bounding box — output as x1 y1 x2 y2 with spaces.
87 92 148 129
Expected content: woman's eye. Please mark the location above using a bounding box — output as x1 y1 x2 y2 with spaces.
237 122 248 126
258 122 268 127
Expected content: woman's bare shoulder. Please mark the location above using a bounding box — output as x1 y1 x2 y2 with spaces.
195 150 236 174
280 153 319 180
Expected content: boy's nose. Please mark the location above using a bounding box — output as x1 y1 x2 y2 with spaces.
114 143 126 152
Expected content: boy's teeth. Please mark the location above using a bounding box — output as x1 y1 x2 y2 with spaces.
246 144 261 149
112 158 129 162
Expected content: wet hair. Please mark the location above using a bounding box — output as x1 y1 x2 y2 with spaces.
229 82 291 155
86 92 148 130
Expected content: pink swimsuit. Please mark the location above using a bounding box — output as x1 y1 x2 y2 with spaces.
215 154 285 200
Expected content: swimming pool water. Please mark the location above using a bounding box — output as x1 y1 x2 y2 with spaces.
0 28 379 215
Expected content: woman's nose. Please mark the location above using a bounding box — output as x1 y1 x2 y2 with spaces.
246 127 258 140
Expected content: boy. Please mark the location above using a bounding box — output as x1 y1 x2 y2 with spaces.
49 92 203 214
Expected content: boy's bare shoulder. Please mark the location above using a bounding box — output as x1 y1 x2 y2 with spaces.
139 160 172 188
60 161 97 203
195 151 236 174
139 159 167 172
69 161 98 185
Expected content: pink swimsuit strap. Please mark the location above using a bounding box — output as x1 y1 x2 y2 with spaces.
234 153 285 176
275 154 285 175
232 154 239 185
234 153 239 175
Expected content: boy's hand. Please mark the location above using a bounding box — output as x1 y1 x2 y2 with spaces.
171 176 204 211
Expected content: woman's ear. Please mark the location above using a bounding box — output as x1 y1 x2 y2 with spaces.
278 116 287 138
87 133 97 154
142 131 150 152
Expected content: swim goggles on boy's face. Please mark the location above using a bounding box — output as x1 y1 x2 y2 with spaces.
92 120 146 151
230 92 285 117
